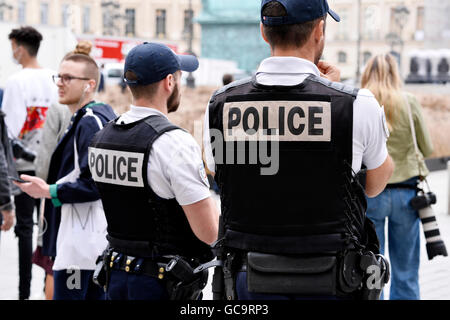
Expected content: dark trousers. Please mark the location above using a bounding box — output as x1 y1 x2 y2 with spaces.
107 269 169 300
14 170 40 300
53 269 105 300
236 271 347 300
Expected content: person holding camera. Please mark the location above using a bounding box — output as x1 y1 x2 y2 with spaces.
362 54 434 300
1 26 58 300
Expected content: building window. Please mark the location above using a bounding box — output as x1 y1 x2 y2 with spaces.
62 4 70 27
40 2 48 25
335 8 349 40
416 6 424 31
156 9 166 38
338 51 347 64
83 6 90 33
125 8 135 36
18 1 26 23
363 51 372 65
363 6 379 40
183 9 194 35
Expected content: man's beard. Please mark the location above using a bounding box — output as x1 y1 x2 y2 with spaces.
167 83 180 113
314 40 325 65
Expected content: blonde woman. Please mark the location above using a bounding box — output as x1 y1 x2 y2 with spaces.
361 53 433 300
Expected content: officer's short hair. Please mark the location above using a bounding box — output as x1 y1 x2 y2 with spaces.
8 26 43 57
262 2 326 49
125 71 159 99
62 53 100 90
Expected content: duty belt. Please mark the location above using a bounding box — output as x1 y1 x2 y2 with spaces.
108 251 169 280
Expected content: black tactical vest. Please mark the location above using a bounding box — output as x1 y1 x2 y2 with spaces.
89 115 213 262
208 75 368 255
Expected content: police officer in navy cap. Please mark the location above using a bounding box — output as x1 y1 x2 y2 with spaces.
89 42 219 300
205 0 394 300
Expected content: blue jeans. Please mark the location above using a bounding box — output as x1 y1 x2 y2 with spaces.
53 269 105 300
366 177 421 300
107 269 169 300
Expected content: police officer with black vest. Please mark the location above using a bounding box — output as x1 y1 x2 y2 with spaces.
204 0 395 300
89 43 219 300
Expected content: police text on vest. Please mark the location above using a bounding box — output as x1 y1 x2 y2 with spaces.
223 101 331 141
88 147 145 187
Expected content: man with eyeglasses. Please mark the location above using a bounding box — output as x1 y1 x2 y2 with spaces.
1 26 58 300
14 53 116 300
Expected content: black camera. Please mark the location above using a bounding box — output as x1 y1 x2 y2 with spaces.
410 191 436 210
411 190 448 260
10 138 36 162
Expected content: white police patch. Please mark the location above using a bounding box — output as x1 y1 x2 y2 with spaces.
88 147 145 187
381 106 390 139
199 164 210 188
223 100 331 142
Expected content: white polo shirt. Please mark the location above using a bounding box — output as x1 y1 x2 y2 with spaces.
204 56 388 174
117 105 211 206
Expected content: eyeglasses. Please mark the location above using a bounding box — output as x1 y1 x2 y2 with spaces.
53 74 90 85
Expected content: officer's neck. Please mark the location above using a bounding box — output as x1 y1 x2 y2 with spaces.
271 46 316 64
132 96 168 116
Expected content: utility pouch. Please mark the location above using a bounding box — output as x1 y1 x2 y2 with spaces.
247 252 337 295
338 251 364 293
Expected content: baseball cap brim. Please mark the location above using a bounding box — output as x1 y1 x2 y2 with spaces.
328 8 340 22
178 54 199 73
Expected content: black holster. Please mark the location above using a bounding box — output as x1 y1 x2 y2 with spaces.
357 251 390 300
211 216 237 300
92 247 112 292
212 266 224 300
164 255 209 300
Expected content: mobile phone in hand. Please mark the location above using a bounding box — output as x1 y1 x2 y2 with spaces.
8 176 28 183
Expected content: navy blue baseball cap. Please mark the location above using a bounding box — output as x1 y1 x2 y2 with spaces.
261 0 340 26
124 42 199 86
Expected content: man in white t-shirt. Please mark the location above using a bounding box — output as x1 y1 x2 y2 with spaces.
1 26 57 300
88 43 219 300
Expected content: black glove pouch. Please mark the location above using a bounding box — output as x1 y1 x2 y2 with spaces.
247 252 337 295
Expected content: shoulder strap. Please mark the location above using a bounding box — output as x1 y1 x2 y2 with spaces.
143 115 184 147
404 94 422 179
306 75 360 97
141 115 184 200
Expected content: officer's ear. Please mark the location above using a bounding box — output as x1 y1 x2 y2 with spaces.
313 19 325 43
260 23 269 45
162 74 174 93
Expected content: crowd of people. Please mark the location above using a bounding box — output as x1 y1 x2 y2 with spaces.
0 0 435 301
